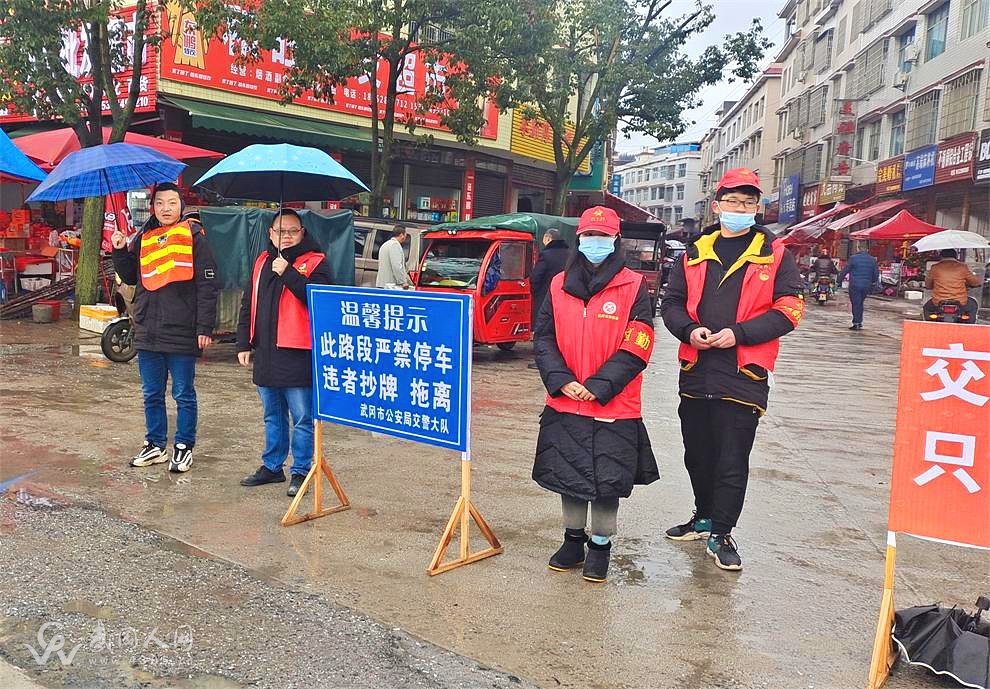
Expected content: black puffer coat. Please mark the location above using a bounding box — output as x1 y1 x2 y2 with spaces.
532 248 659 501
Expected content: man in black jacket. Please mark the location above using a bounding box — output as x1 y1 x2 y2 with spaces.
660 168 804 572
236 209 334 497
111 183 218 473
528 229 570 369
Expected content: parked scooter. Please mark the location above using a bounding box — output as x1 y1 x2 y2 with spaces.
100 277 136 362
926 299 975 324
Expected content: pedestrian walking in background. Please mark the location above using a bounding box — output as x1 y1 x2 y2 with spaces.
376 225 410 289
660 168 804 571
528 228 569 370
837 245 880 330
111 182 219 473
237 209 334 497
533 206 658 583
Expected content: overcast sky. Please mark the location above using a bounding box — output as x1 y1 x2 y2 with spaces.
615 0 786 154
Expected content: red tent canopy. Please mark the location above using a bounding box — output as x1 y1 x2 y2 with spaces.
849 210 946 240
13 127 223 171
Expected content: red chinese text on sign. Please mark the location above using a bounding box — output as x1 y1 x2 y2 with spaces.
887 322 990 548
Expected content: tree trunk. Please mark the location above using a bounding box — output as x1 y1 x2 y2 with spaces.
75 196 105 305
551 170 574 216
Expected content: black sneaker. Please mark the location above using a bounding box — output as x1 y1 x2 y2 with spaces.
849 323 863 330
240 466 286 487
168 444 193 473
130 441 167 467
287 474 305 497
665 513 712 541
582 539 611 583
707 533 743 571
548 528 587 571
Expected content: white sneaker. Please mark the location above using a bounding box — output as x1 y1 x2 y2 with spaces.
130 441 167 467
169 444 193 473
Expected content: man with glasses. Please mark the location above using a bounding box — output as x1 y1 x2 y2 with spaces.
660 169 805 572
236 209 334 498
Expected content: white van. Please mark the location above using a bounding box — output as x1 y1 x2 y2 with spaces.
353 219 430 287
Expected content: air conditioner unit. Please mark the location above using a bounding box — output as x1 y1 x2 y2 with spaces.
904 44 920 63
793 128 807 141
893 71 909 89
797 71 809 83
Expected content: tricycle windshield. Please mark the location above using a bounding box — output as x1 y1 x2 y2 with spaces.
622 238 660 270
419 239 493 289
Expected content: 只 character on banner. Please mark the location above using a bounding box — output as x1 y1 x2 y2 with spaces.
660 168 804 571
237 209 334 497
111 183 219 473
533 206 659 584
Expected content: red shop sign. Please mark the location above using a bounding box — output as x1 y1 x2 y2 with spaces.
800 184 820 219
461 169 476 221
1 6 157 123
934 132 978 185
159 8 498 140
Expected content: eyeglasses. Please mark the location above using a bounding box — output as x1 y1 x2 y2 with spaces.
718 199 761 211
271 227 303 236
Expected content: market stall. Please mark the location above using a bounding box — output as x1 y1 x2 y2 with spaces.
850 211 946 296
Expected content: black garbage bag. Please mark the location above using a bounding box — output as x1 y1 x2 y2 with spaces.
893 596 990 689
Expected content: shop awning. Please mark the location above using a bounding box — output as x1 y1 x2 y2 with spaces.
780 202 853 244
849 210 945 240
826 198 906 231
162 96 373 151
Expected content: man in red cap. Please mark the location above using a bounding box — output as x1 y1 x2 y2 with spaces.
660 168 805 572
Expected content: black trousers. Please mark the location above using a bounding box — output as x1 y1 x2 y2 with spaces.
678 397 760 534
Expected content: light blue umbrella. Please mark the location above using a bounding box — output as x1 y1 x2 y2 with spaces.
0 128 47 182
27 143 185 202
193 143 369 202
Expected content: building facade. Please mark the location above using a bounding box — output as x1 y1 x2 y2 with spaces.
614 143 703 225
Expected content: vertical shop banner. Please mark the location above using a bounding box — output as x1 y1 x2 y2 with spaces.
875 156 904 195
101 193 134 252
934 132 979 185
800 185 820 220
308 286 472 452
779 175 801 224
887 322 990 548
829 99 858 178
160 8 497 140
461 169 476 221
0 6 156 123
609 174 622 195
975 128 990 184
903 145 937 191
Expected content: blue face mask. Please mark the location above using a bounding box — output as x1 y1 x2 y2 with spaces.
719 209 757 232
578 235 616 264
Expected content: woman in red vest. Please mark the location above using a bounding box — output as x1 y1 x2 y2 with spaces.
533 206 658 583
236 209 333 497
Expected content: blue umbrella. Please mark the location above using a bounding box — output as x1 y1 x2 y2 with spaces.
0 128 47 182
193 143 369 202
27 142 186 202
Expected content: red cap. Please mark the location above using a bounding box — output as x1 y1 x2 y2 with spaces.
577 206 621 236
716 168 763 195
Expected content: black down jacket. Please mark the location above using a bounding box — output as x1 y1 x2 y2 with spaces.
531 248 659 501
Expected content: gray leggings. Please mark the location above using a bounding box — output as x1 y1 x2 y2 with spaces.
561 495 619 537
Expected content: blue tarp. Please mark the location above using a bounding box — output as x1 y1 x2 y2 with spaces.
0 128 47 182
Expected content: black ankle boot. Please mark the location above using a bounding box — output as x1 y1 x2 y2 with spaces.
548 528 588 571
582 539 611 582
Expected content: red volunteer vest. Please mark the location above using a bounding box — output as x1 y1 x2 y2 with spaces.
678 239 794 372
249 250 324 350
546 267 654 420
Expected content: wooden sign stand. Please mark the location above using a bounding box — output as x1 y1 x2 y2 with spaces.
427 452 503 576
281 421 350 527
866 532 898 689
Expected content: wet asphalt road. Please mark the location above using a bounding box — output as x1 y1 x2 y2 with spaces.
0 293 987 689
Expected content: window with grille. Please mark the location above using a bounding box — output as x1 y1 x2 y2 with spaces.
808 86 828 127
678 163 687 177
852 1 865 35
835 16 848 55
868 0 893 27
889 109 906 156
784 149 804 178
925 3 950 61
802 144 824 183
940 70 982 139
897 29 916 74
867 121 882 160
814 30 834 73
674 207 683 222
855 124 867 159
857 40 887 97
676 185 685 200
906 91 941 150
961 0 989 40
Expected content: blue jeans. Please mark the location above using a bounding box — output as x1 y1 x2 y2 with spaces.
257 386 314 476
849 284 869 325
137 351 198 448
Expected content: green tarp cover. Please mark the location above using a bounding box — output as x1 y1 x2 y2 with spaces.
433 212 579 246
198 207 356 289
